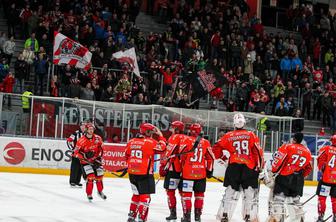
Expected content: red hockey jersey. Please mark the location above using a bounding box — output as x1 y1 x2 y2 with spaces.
161 133 188 173
318 145 336 184
213 129 264 170
74 134 103 164
125 136 166 175
179 136 214 180
272 143 312 177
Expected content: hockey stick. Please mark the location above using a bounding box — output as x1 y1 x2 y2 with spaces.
154 132 204 163
285 194 316 207
323 215 332 222
301 194 316 206
78 158 128 178
211 176 224 183
155 177 161 186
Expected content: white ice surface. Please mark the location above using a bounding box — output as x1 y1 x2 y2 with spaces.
0 173 332 222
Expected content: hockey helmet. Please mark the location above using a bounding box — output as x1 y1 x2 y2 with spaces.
233 113 246 129
331 134 336 146
139 123 155 135
189 123 202 136
171 121 185 132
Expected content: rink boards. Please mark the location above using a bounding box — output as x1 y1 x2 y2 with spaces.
0 136 318 185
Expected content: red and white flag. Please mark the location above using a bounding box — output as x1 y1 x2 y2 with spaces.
53 32 92 70
112 47 141 77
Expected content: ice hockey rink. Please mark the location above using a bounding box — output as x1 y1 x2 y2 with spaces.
0 172 332 222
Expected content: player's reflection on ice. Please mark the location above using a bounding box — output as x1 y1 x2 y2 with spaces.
0 173 326 222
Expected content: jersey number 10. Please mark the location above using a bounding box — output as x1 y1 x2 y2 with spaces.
131 150 143 159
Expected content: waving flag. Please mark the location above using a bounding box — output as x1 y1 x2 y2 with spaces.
183 70 225 99
112 47 141 77
53 32 92 70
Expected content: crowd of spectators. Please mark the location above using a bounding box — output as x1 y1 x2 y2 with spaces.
0 0 336 133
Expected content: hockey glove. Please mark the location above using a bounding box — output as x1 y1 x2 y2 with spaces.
85 151 95 159
206 170 213 179
159 165 168 177
262 171 275 189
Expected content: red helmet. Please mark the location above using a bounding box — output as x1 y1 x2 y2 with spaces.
331 135 336 146
189 123 202 136
171 121 185 132
139 123 155 134
85 122 95 131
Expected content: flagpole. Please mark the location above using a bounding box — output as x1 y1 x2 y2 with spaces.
130 71 134 90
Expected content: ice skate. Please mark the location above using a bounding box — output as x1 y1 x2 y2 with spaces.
220 213 229 222
166 208 177 221
181 211 191 222
127 211 136 222
195 208 202 222
98 191 107 200
87 195 93 202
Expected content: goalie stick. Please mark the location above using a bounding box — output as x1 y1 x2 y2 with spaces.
323 215 332 222
285 194 316 207
212 176 224 183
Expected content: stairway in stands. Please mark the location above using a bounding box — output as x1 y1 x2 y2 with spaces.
0 5 36 93
135 12 168 35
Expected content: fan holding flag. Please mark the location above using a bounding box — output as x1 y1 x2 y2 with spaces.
112 47 141 77
53 32 92 70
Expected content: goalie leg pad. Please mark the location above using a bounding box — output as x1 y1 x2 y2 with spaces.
242 187 259 221
270 193 285 222
286 196 305 222
216 186 240 221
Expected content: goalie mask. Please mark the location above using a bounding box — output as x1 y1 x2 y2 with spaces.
233 113 246 129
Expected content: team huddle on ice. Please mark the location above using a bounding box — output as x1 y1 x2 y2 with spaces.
66 114 336 222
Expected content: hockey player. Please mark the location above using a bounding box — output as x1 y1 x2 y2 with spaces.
125 123 166 222
270 132 312 222
66 121 85 187
159 121 186 221
316 135 336 222
178 123 214 222
73 122 106 202
212 113 264 222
